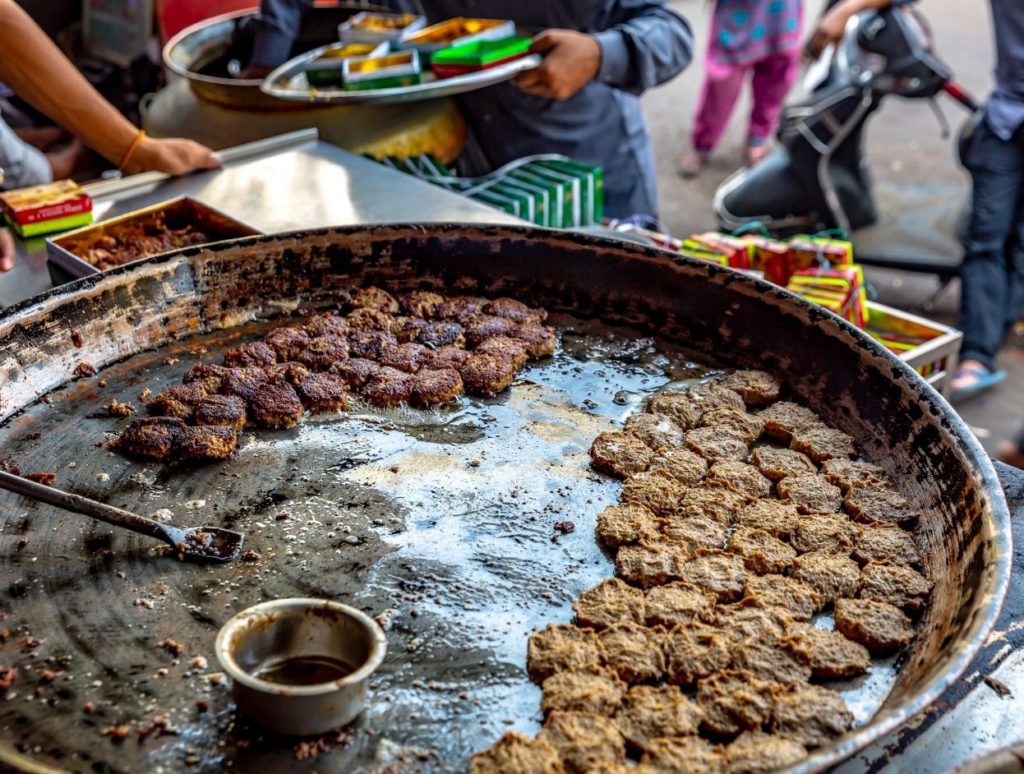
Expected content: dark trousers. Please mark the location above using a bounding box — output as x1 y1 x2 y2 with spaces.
958 117 1024 372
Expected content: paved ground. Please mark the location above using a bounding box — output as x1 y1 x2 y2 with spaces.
641 0 1022 456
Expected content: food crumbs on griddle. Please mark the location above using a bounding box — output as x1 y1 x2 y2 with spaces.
104 399 136 416
82 701 95 714
156 638 185 657
99 725 130 742
294 731 353 761
24 472 57 485
241 549 261 562
195 699 209 713
553 521 575 534
0 667 16 690
74 362 96 377
133 598 155 609
70 329 83 348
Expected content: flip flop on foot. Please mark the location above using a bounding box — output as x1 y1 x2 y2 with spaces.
678 149 708 179
949 364 1007 403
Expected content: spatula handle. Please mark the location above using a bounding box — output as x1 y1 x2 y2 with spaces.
0 470 169 543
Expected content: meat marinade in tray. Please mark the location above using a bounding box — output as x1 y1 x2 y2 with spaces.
2 293 922 773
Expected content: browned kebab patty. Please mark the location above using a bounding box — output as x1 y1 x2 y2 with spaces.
644 582 718 627
596 504 660 548
464 314 514 346
114 417 186 460
726 526 796 575
512 323 558 359
248 381 304 429
624 413 685 452
223 340 277 368
700 407 765 444
345 307 394 333
147 382 209 421
263 326 311 361
663 621 732 687
418 320 466 349
347 330 397 360
573 578 646 629
475 335 530 369
302 312 348 338
834 597 915 654
853 525 922 566
714 600 791 642
858 562 932 612
296 335 349 371
614 685 703 751
731 498 800 539
615 540 689 589
770 685 853 749
411 368 464 407
541 669 625 717
742 574 822 621
685 427 750 463
731 633 812 684
460 351 518 396
677 548 747 603
538 711 626 773
620 471 688 518
423 344 472 371
790 511 861 554
722 370 782 407
660 515 729 554
216 367 269 401
295 373 350 413
469 731 563 774
645 391 701 431
590 430 654 479
265 361 310 387
483 296 547 324
639 735 726 773
751 446 816 482
400 290 445 319
783 622 871 679
678 486 751 525
724 730 807 774
790 425 857 463
176 425 238 462
790 550 861 604
599 622 666 683
648 447 708 485
193 394 247 431
776 472 842 513
697 669 780 738
706 460 772 498
821 457 889 493
844 486 917 526
686 382 746 416
329 357 381 389
757 401 821 443
378 342 429 373
349 285 399 313
527 625 605 684
182 362 228 390
390 315 428 343
361 366 414 408
437 295 483 322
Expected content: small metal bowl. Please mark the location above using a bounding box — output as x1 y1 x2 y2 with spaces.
215 598 387 736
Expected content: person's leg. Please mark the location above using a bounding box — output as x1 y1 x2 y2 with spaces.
952 119 1024 395
680 53 747 177
747 47 800 166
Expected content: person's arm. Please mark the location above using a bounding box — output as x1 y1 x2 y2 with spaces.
805 0 903 59
513 0 693 102
0 227 13 272
242 0 314 78
0 0 219 176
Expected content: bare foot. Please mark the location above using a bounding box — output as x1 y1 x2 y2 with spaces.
996 439 1024 469
746 143 770 167
678 149 708 179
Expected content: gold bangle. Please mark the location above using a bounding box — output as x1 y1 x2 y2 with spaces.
118 129 146 173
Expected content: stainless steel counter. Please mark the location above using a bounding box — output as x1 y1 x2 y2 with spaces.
0 133 518 310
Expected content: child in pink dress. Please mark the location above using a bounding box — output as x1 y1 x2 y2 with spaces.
680 0 804 177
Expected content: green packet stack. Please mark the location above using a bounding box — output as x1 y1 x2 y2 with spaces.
368 153 603 227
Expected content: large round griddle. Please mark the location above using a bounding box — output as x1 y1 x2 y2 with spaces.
0 225 1012 773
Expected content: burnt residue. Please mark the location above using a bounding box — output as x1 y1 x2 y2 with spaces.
0 225 1012 774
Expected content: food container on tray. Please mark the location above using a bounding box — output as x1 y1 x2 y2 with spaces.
430 36 532 78
338 12 425 45
342 50 422 91
397 18 516 61
45 196 262 279
304 41 389 88
215 598 387 736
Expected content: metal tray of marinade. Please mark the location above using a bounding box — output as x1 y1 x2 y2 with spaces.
261 39 541 105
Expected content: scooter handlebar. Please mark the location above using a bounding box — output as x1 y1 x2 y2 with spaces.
943 82 979 112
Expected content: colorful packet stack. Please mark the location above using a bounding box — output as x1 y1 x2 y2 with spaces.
681 232 751 269
0 179 93 238
741 235 791 285
342 50 422 91
427 34 529 76
786 264 869 327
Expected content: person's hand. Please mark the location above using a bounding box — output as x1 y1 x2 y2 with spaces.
804 3 854 61
1 227 15 272
125 136 222 177
512 29 602 102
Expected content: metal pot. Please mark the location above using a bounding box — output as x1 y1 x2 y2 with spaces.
0 225 1011 772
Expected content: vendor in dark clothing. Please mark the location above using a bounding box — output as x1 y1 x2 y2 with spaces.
245 0 694 221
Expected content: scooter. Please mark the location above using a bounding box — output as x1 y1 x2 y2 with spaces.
713 4 978 304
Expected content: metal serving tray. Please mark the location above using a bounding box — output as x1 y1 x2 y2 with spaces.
45 196 262 278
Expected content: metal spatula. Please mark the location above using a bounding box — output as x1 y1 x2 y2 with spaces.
0 470 244 563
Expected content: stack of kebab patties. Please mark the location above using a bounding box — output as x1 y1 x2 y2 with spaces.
472 370 932 774
113 287 556 464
